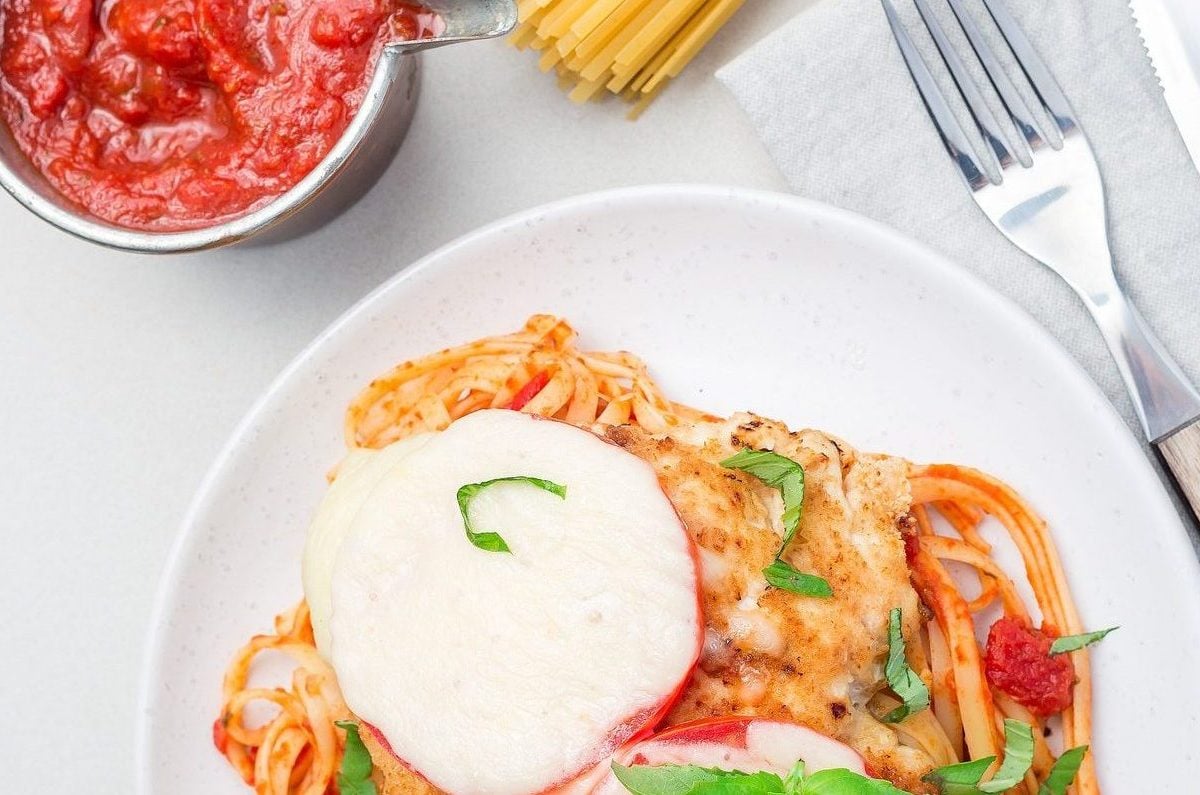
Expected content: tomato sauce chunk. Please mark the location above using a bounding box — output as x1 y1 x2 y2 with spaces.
984 616 1075 716
0 0 441 231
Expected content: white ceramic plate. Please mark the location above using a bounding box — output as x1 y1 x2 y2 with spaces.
137 185 1200 793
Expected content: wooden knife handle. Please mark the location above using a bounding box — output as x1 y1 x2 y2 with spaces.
1157 419 1200 524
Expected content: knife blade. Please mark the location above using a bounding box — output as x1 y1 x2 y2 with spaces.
1130 0 1200 172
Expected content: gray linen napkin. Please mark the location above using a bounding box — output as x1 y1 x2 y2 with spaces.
717 0 1200 449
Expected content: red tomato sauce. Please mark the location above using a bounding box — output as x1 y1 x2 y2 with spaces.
984 616 1075 717
0 0 438 230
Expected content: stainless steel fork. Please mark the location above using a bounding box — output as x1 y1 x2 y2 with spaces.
882 0 1200 522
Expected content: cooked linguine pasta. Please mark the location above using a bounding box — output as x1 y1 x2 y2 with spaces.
214 316 1098 795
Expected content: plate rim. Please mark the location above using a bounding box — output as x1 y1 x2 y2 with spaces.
133 183 1199 790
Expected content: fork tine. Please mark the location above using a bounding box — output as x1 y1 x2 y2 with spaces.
943 0 1047 156
912 0 1013 171
881 0 991 190
980 0 1077 136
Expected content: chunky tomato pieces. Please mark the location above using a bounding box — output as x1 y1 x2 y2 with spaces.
984 616 1075 716
0 0 438 230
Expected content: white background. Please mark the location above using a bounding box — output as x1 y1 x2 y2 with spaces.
0 2 815 790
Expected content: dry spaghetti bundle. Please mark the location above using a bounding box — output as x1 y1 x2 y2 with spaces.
510 0 746 117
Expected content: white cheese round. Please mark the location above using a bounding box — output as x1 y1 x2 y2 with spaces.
327 409 701 795
301 433 432 656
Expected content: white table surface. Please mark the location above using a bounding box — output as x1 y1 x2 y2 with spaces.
0 2 815 790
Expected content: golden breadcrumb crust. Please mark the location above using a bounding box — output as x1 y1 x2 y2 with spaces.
367 412 932 794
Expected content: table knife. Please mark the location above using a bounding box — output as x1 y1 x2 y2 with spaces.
1130 0 1200 171
1126 0 1200 519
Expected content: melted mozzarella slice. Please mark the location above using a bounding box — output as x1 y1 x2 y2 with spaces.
328 409 701 795
302 434 432 656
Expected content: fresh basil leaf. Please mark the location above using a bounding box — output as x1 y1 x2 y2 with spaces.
800 768 908 794
977 720 1034 793
922 756 995 795
334 720 378 795
466 530 511 553
1036 746 1088 795
783 761 806 795
338 777 378 795
611 764 780 795
456 476 566 553
764 560 833 598
691 772 788 795
720 448 803 491
1049 627 1117 655
881 607 930 723
779 477 805 544
921 724 1038 794
610 763 905 795
722 449 827 595
720 449 805 548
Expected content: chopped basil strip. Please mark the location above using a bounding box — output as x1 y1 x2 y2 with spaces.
722 449 829 596
882 607 930 723
611 762 906 795
977 719 1034 793
1036 746 1088 795
1049 627 1117 655
455 476 566 553
720 449 805 547
692 771 791 795
794 769 907 794
334 720 378 795
922 720 1037 794
922 756 996 795
764 560 833 598
611 764 763 795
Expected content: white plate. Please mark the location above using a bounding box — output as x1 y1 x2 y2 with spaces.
137 185 1200 793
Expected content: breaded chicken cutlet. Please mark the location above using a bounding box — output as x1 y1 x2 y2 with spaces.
363 411 934 794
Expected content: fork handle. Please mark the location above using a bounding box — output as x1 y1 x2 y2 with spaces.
1158 421 1200 523
1085 282 1200 523
1086 283 1200 442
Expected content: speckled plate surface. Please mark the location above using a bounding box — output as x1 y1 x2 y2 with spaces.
137 185 1200 793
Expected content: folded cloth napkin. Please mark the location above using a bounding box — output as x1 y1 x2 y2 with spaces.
717 0 1200 453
